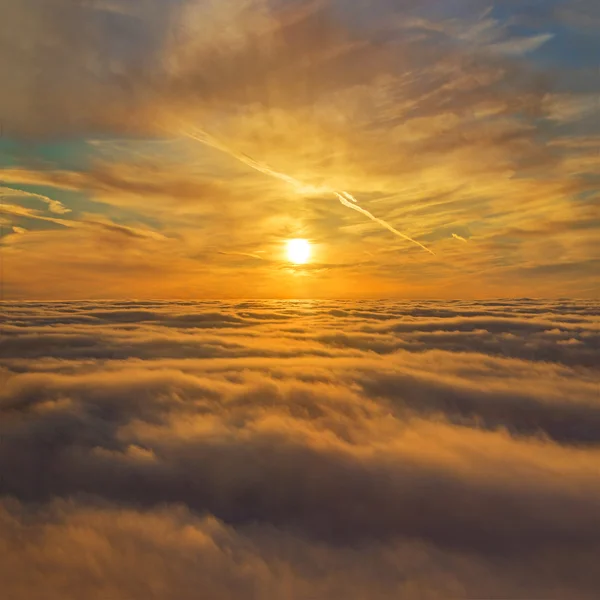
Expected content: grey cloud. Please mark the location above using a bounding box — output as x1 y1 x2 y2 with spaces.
0 0 566 143
0 0 173 137
2 498 596 600
2 364 600 551
2 300 598 367
1 299 599 599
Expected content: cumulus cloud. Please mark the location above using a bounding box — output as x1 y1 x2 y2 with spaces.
1 301 599 598
6 498 596 600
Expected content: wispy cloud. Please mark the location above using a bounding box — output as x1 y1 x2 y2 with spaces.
0 0 598 297
0 186 70 214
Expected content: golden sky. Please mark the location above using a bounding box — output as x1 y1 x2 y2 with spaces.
0 0 599 299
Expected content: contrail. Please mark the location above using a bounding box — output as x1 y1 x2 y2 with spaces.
182 126 434 255
335 191 434 255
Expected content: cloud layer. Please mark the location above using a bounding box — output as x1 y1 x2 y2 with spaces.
1 300 599 598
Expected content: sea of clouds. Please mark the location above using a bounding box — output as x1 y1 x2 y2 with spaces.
1 299 599 599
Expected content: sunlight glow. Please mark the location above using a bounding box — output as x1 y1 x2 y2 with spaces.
286 239 311 265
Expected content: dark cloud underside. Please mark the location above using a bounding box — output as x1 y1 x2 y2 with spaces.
1 300 599 599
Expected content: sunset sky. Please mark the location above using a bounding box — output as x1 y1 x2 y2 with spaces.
1 0 598 299
1 3 600 599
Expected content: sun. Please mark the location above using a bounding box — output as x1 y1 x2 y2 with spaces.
286 239 311 264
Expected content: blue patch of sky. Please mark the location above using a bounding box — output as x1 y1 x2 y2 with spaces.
0 216 66 238
489 0 600 69
2 183 97 217
326 0 489 31
0 138 93 171
4 181 162 232
0 139 98 222
1 135 171 229
97 204 164 233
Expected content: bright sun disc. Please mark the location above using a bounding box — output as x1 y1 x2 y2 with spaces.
286 239 311 264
